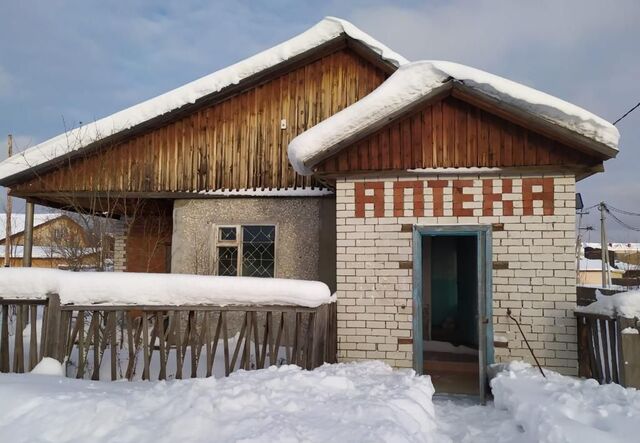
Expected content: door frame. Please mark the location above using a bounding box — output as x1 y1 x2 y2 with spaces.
412 225 494 402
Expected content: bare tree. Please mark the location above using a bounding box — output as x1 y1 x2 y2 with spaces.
7 123 172 273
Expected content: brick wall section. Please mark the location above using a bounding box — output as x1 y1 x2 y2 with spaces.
113 222 126 272
335 173 578 375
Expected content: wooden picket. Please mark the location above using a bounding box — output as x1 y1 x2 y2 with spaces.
0 294 337 381
0 298 49 373
575 312 628 385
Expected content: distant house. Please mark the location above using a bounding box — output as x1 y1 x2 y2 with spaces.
584 242 640 269
0 17 620 398
0 213 100 269
577 257 624 285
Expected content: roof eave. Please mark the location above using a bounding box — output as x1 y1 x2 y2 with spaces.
306 81 455 173
0 32 401 188
303 80 618 175
450 82 618 161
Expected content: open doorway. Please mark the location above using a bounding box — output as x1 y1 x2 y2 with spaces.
412 226 492 401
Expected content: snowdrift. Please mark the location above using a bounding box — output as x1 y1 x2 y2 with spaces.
491 362 640 443
0 361 436 443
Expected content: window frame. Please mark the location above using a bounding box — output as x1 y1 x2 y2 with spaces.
213 224 277 277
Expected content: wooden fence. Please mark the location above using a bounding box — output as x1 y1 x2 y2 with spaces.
0 298 50 373
0 295 337 381
575 312 640 387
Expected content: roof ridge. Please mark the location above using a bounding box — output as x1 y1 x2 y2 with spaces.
0 17 407 185
288 60 619 175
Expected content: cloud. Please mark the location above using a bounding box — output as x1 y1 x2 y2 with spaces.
350 0 638 69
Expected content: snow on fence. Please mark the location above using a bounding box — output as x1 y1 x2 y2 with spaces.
0 269 337 380
575 288 640 387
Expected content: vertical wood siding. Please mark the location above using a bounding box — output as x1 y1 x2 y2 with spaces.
317 96 598 174
15 48 388 194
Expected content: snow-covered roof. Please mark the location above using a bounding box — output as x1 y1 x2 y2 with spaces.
0 17 407 185
575 289 640 319
584 242 640 252
578 258 621 272
288 61 620 175
0 245 65 259
0 213 62 241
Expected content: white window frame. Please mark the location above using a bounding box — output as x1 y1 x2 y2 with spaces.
213 224 277 277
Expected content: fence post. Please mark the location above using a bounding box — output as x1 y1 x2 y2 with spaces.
576 316 592 378
0 304 9 372
328 302 337 364
619 316 640 388
43 294 62 362
311 304 328 368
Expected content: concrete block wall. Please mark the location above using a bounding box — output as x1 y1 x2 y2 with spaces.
335 173 578 375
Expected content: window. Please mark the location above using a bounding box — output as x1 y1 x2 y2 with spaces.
215 225 276 277
219 227 237 241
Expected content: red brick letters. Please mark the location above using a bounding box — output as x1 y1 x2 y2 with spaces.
522 178 554 216
428 180 448 217
393 181 424 217
355 182 385 218
483 179 514 216
452 180 474 216
353 178 555 218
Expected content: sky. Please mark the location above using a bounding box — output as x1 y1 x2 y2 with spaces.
0 0 639 241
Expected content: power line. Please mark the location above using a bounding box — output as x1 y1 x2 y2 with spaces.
605 207 640 232
579 203 599 213
613 101 640 125
607 204 640 217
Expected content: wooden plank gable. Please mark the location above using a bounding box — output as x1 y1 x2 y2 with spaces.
315 95 602 174
13 47 388 195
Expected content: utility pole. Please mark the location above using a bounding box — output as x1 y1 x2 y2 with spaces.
599 202 610 288
4 135 12 267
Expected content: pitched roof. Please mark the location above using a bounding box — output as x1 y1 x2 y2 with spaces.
288 61 620 175
0 17 407 185
0 213 62 241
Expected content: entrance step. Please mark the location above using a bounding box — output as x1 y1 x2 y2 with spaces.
424 359 479 375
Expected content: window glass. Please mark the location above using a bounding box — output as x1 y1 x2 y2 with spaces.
219 227 237 241
217 246 238 276
241 226 275 277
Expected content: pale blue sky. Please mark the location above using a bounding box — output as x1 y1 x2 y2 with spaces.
1 0 639 240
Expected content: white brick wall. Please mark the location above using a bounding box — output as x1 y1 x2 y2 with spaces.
113 222 127 272
335 173 578 375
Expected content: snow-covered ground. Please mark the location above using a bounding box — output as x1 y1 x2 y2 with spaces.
492 362 640 443
0 361 436 443
0 361 638 442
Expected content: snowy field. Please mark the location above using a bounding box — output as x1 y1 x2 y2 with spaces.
1 361 639 443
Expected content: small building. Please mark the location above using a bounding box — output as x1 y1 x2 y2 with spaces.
584 242 640 270
578 258 624 286
0 18 620 397
0 213 102 269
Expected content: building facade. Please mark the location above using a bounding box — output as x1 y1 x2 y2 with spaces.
334 173 577 374
0 18 620 395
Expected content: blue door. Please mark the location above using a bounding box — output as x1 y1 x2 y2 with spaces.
412 225 493 402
